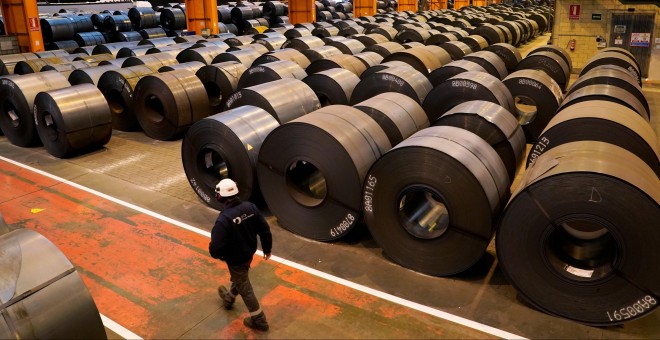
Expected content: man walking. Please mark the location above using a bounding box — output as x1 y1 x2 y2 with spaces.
209 178 273 331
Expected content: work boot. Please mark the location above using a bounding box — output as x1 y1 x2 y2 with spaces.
243 312 269 331
217 286 234 310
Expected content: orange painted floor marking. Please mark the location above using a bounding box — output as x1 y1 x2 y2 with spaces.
0 160 491 339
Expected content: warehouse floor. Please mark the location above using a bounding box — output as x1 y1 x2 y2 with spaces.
1 34 659 339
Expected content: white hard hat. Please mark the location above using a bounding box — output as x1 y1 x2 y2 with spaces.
215 178 239 197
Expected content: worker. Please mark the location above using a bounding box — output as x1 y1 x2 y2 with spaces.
209 178 273 331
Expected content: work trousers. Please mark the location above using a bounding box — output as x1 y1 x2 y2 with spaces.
227 259 262 315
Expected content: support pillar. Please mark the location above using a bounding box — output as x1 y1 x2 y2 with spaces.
354 0 376 17
0 0 44 52
428 0 448 10
289 0 316 25
453 0 469 9
397 0 417 12
185 0 219 36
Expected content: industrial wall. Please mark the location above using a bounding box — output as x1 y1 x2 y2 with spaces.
551 0 660 82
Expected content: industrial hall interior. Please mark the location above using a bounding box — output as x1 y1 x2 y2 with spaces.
0 0 659 338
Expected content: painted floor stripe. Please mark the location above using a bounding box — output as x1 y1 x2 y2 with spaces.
100 314 143 339
0 155 526 340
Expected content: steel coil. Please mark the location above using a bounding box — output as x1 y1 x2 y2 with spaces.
0 71 70 146
306 54 367 77
129 7 159 30
437 41 473 60
300 46 344 63
353 92 429 145
218 6 233 24
530 45 573 73
0 228 106 339
325 38 365 55
526 101 659 176
176 46 228 65
236 60 306 89
103 14 132 32
558 84 649 122
351 65 432 106
284 27 312 39
225 78 320 123
363 125 509 276
281 36 325 51
425 32 458 46
428 59 487 87
91 13 110 31
254 36 287 51
352 33 388 47
434 100 525 182
160 7 186 30
497 141 660 326
311 25 340 38
600 47 641 74
97 65 156 131
68 64 119 85
40 61 93 78
116 45 151 58
174 35 206 44
92 42 137 57
159 61 205 73
252 47 311 68
122 51 179 71
196 62 247 112
463 50 508 80
113 31 143 42
34 84 112 158
369 26 399 40
484 43 521 73
212 49 262 68
182 105 279 208
395 27 431 43
69 15 94 33
74 31 107 47
302 68 359 106
258 105 391 241
516 51 570 91
46 40 79 54
423 71 514 123
364 41 406 58
382 46 450 76
353 51 385 69
146 43 195 55
139 27 168 40
580 52 641 87
133 69 210 140
40 18 75 43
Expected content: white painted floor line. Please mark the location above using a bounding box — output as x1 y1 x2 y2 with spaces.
100 313 143 339
2 156 527 340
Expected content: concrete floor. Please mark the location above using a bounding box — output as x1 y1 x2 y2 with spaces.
1 33 659 339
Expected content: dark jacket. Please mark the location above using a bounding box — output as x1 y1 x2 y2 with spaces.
209 198 272 265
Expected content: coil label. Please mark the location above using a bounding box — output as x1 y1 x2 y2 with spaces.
363 174 377 213
606 295 656 322
518 78 542 90
330 213 355 238
189 178 211 203
451 80 477 90
1 79 15 90
249 66 265 74
225 91 242 108
381 74 404 87
528 136 550 165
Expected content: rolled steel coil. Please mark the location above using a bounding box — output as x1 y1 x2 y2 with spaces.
97 65 156 131
498 21 522 46
224 78 320 123
437 41 473 60
92 42 138 57
236 60 306 89
47 40 79 54
353 92 429 146
459 35 488 52
223 35 256 47
146 43 195 55
159 61 205 73
580 52 641 87
360 60 414 80
0 52 34 76
302 68 359 106
40 18 75 43
526 101 659 177
34 84 112 158
281 36 326 51
257 105 391 241
311 25 340 38
382 46 450 76
218 7 233 24
530 45 573 74
74 46 96 55
114 31 143 42
196 38 232 50
557 84 649 122
254 36 287 51
471 24 504 45
91 13 110 30
264 1 287 18
133 69 210 140
600 47 641 74
117 45 151 58
516 51 570 92
0 71 70 146
352 33 389 47
228 43 271 55
139 27 168 40
306 54 367 77
494 24 513 45
99 57 128 68
160 7 186 30
69 15 94 33
325 38 365 55
177 46 228 65
369 26 398 40
0 228 106 338
174 35 206 44
351 65 432 105
40 61 93 78
339 25 366 37
128 7 158 30
567 68 649 117
138 37 177 48
395 27 432 44
122 51 179 71
252 48 311 69
423 71 514 123
484 43 522 74
212 49 263 68
425 32 458 46
434 100 525 182
14 57 66 75
104 15 132 32
284 27 312 39
363 125 509 276
182 106 279 209
353 51 385 70
300 46 344 63
502 69 563 143
68 64 119 85
364 41 406 58
196 62 247 112
74 31 107 47
497 141 660 326
463 50 508 80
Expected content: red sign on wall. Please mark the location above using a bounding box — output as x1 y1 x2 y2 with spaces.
569 5 580 20
28 17 40 31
